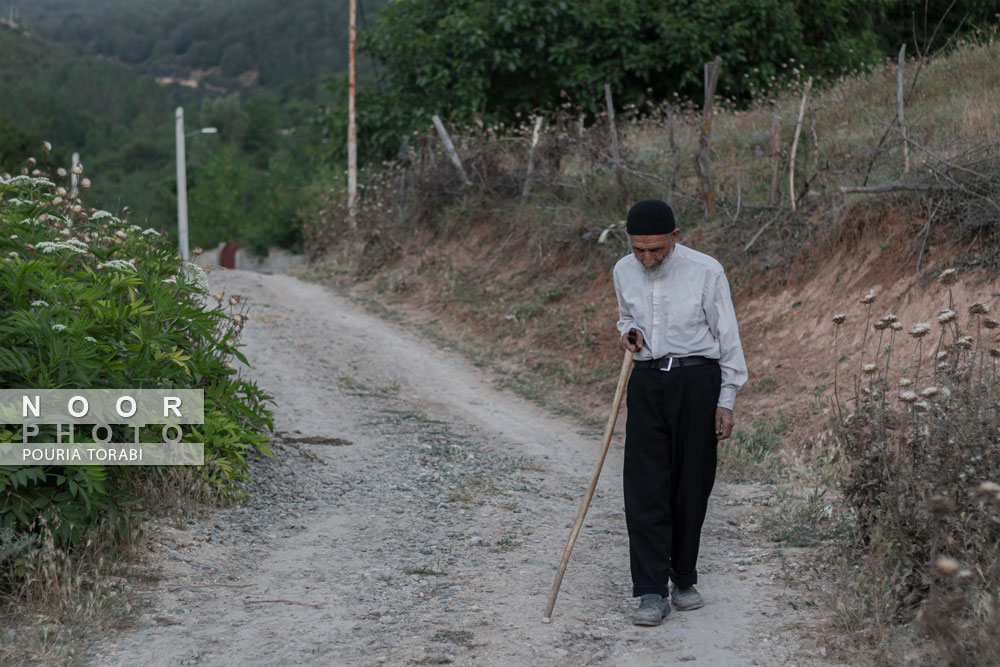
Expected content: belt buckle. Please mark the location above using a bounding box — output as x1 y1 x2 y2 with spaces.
659 357 674 372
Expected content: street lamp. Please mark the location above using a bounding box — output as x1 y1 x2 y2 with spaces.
175 106 217 261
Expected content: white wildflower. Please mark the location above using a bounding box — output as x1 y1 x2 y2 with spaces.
4 175 55 188
80 177 91 189
935 555 959 575
182 262 209 294
899 391 918 403
909 323 931 338
832 313 846 325
90 210 119 222
42 141 52 153
862 363 878 374
937 310 957 324
35 240 88 255
914 400 931 412
84 336 97 343
861 289 877 305
141 228 161 236
129 225 141 233
30 300 49 307
51 324 67 332
939 268 958 285
56 167 67 178
969 303 990 316
921 387 939 399
71 163 83 175
99 259 136 272
899 378 913 387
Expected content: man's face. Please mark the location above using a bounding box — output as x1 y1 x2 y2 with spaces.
630 230 680 271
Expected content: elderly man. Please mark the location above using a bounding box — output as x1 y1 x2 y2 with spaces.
613 198 747 626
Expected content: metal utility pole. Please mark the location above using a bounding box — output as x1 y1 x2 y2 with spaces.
174 109 217 262
70 152 80 197
175 107 190 261
347 0 358 228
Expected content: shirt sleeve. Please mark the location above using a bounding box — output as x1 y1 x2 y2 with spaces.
704 268 748 411
613 266 635 338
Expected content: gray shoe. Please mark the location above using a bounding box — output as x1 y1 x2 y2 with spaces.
632 593 670 626
670 584 705 611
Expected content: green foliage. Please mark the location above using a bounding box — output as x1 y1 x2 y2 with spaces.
345 0 997 162
0 174 275 557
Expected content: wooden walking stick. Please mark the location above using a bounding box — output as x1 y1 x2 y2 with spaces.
542 349 634 623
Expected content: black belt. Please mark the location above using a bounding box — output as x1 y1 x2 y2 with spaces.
633 356 718 370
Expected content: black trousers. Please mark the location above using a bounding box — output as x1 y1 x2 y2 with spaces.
623 362 721 596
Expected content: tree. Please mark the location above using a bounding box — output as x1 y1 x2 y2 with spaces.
358 0 930 125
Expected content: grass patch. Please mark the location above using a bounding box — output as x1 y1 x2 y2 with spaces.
718 416 788 484
763 486 850 547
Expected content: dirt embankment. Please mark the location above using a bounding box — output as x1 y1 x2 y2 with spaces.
321 201 995 456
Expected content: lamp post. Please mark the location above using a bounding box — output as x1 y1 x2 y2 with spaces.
175 106 217 261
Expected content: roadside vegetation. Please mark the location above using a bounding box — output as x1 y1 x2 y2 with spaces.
0 158 274 665
827 276 1000 664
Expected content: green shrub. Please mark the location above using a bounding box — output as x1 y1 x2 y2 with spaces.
0 172 274 556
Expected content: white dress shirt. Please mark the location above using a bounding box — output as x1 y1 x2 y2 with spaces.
613 243 748 411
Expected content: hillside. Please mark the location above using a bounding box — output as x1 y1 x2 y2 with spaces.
0 13 334 252
16 0 387 96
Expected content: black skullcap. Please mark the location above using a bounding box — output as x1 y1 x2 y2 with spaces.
626 199 675 235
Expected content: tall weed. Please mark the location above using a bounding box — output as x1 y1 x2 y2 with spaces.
834 272 1000 664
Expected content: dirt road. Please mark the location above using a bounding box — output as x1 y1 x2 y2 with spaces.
86 269 830 666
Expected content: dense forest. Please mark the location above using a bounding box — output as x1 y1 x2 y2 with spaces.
1 0 996 255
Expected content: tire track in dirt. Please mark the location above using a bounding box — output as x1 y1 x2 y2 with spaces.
86 269 833 666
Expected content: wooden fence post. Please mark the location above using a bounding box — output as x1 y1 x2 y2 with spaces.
604 83 630 212
522 115 545 200
667 105 679 207
694 56 722 219
809 104 824 195
897 44 909 173
788 77 813 213
576 112 587 191
767 113 781 206
431 115 471 186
